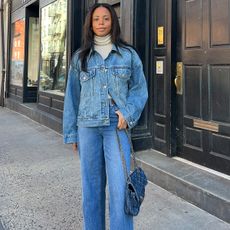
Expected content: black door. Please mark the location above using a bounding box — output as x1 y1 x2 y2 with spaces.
176 0 230 174
23 2 39 102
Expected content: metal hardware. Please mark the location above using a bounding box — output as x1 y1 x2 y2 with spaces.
193 119 219 132
156 60 164 74
174 62 183 95
157 26 164 45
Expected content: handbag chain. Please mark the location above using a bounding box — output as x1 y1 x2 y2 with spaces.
115 129 138 180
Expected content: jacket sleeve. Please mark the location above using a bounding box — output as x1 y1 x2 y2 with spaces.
63 62 81 144
119 50 148 129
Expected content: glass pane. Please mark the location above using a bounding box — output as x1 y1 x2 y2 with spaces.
39 0 67 94
10 19 25 86
27 17 39 87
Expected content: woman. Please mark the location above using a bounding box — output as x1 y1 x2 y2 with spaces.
63 3 148 230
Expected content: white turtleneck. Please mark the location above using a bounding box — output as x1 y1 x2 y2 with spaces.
94 34 113 60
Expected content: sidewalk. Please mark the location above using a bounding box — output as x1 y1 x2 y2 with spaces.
0 107 229 230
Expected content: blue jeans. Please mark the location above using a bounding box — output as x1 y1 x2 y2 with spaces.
78 104 133 230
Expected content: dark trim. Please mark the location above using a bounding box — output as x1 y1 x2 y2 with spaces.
132 0 153 150
23 2 39 103
66 0 85 89
165 0 172 156
5 0 12 98
69 0 85 56
150 0 174 156
171 0 178 156
23 7 30 102
0 0 6 106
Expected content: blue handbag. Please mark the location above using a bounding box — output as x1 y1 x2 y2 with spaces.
116 129 148 216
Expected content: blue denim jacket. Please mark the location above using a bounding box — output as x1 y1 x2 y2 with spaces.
63 45 148 144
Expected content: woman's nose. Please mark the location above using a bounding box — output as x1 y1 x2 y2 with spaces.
98 18 104 25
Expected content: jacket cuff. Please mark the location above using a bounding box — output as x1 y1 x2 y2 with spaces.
118 107 136 129
63 133 78 144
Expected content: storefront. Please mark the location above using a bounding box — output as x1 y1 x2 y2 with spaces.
5 0 84 130
4 0 230 175
8 0 68 111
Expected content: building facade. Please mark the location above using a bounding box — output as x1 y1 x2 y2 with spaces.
1 0 230 175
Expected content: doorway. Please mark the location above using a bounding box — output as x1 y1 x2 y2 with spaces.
175 0 230 174
23 2 39 102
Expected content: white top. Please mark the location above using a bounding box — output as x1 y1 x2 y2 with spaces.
94 34 113 60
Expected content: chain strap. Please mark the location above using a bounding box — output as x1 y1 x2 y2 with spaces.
115 129 138 180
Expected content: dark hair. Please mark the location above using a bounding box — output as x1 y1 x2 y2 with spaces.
79 3 130 71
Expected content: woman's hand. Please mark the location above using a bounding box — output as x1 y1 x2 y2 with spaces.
72 143 78 153
115 110 128 129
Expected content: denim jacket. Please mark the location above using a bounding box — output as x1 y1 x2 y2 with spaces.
63 44 148 144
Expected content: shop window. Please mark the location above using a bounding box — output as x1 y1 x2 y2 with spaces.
39 0 67 94
10 19 25 86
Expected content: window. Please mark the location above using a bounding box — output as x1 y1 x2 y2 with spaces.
10 19 25 86
39 0 67 94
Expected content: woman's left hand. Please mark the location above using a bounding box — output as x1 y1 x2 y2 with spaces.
115 110 128 129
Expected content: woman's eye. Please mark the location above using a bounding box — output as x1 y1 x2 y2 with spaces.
104 17 110 21
93 18 99 21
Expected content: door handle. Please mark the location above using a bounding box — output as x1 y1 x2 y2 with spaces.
174 62 183 95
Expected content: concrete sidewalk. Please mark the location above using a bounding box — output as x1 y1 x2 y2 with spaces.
0 107 229 230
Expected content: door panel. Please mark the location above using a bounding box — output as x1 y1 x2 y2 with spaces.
211 0 230 45
177 0 230 174
210 66 230 123
185 0 203 48
184 66 202 117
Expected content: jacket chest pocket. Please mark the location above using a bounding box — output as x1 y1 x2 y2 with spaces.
112 68 131 80
112 68 131 93
80 69 96 96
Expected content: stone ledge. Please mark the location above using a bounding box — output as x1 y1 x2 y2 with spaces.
136 150 230 223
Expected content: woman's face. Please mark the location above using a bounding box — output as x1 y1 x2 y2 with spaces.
92 6 112 37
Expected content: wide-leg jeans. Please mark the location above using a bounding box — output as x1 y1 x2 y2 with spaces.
78 104 133 230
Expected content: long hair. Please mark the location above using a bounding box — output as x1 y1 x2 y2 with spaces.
79 3 130 71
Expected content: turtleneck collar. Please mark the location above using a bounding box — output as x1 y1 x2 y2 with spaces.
94 34 112 46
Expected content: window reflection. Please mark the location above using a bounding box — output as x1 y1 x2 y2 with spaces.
10 19 25 86
39 0 67 94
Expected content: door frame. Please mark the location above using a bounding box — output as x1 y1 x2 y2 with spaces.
23 1 39 103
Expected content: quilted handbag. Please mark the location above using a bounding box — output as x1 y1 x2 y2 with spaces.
116 129 148 216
